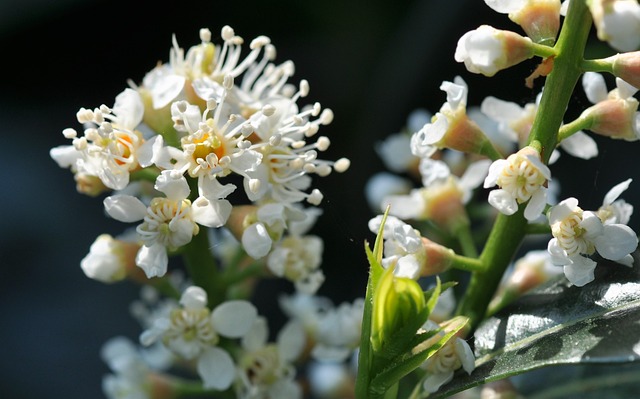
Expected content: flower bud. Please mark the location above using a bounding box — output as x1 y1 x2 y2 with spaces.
504 0 561 45
420 237 456 276
421 177 470 235
75 172 109 197
580 96 640 141
610 51 640 89
371 264 426 351
81 234 141 283
455 25 534 77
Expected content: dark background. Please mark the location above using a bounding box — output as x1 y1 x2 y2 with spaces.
1 0 638 397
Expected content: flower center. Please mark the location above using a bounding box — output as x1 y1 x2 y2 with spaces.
497 156 546 203
552 211 594 256
164 308 219 359
241 345 282 386
137 198 198 248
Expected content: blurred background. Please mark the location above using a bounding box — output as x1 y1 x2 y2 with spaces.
1 0 639 397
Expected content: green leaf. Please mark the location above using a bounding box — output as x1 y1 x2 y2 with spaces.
430 253 640 398
370 316 469 396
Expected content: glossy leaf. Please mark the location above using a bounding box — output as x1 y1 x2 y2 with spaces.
431 252 640 398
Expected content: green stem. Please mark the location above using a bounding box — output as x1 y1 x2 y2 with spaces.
582 58 615 74
526 0 593 160
455 209 528 330
451 254 484 273
531 42 558 59
455 0 593 333
557 116 593 142
525 222 551 235
130 167 160 183
182 231 225 308
454 223 478 258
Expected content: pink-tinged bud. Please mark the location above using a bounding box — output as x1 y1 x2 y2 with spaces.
81 234 142 283
225 205 259 242
611 51 640 89
455 25 534 77
421 178 470 235
75 173 109 197
581 97 640 141
442 114 497 156
510 0 561 45
420 237 456 276
148 373 179 399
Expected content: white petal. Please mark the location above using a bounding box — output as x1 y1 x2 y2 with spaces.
604 179 632 206
459 159 491 191
423 371 454 394
455 338 476 374
580 211 604 238
395 255 421 279
488 189 518 215
547 238 571 266
50 145 81 168
484 0 526 13
268 379 302 399
192 197 232 227
549 197 579 224
560 131 598 159
243 317 269 353
113 88 144 130
212 300 258 338
582 72 608 104
419 158 451 187
155 170 190 201
617 254 635 267
199 175 236 199
617 77 639 99
594 224 639 260
104 195 147 222
383 192 426 220
277 321 306 362
563 256 597 287
135 243 168 278
152 75 186 110
180 286 208 309
197 347 236 391
137 135 163 168
242 223 273 259
484 159 507 188
524 187 548 221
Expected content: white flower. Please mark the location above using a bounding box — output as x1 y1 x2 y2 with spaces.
480 94 598 160
598 178 634 225
267 235 325 294
140 286 257 391
101 336 152 399
421 321 475 394
580 71 640 141
374 108 429 173
240 203 307 259
365 172 413 213
484 146 551 220
368 215 425 278
312 298 365 362
50 89 155 192
243 89 349 205
237 317 305 399
547 196 638 286
455 25 533 77
382 158 489 232
588 0 640 52
104 170 231 277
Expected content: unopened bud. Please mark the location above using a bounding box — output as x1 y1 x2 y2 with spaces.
455 25 534 77
580 97 640 141
610 51 640 90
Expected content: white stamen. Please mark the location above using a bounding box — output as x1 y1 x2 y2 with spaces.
334 158 351 173
63 128 77 139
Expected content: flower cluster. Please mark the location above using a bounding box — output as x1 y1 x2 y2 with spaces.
51 26 349 287
50 26 353 398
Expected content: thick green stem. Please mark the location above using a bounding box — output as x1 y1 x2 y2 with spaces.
526 0 593 160
455 210 528 330
455 0 593 332
182 231 226 308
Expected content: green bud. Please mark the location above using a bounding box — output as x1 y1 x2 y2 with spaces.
371 263 426 352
